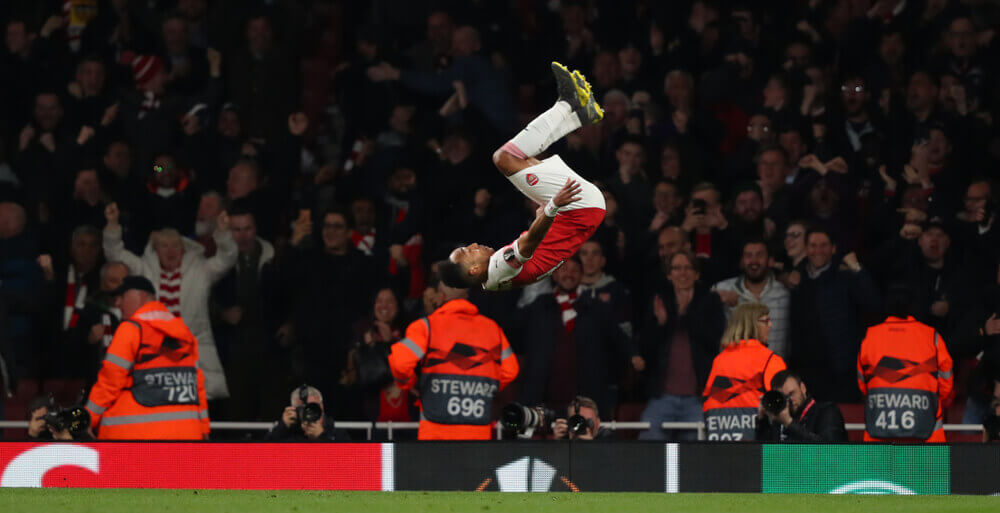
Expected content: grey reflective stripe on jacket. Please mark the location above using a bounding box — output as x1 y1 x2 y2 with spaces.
100 410 201 426
501 346 514 360
86 400 106 415
401 338 425 359
105 353 133 370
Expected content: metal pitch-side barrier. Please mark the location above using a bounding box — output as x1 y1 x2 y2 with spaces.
0 420 985 440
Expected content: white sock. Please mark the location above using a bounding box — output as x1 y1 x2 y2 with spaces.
506 101 581 158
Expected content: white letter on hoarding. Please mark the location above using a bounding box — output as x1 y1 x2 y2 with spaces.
1 444 100 488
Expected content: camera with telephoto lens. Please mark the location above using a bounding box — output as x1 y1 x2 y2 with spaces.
761 390 790 416
43 393 91 436
566 399 593 438
502 403 556 434
296 384 323 425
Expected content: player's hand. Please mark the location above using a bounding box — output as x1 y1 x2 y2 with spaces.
282 406 297 428
552 179 583 208
105 202 120 227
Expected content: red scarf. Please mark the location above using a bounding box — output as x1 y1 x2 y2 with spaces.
158 270 182 317
139 90 160 118
555 290 578 332
63 266 86 330
351 229 376 256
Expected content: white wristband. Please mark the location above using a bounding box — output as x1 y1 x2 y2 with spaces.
544 200 559 218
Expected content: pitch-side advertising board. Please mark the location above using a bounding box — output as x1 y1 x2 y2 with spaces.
0 442 995 494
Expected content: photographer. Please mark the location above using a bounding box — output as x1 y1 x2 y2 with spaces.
26 395 94 441
266 386 349 441
551 396 612 440
26 396 54 441
756 370 847 442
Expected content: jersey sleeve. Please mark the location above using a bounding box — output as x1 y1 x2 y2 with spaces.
483 240 529 291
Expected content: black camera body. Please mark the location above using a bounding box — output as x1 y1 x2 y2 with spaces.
502 403 556 435
44 405 90 435
761 390 790 416
566 399 594 438
296 384 323 424
691 198 707 214
41 391 91 436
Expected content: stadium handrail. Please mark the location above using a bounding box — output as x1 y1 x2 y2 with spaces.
0 421 984 440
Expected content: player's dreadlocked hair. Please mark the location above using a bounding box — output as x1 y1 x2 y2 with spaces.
438 260 473 289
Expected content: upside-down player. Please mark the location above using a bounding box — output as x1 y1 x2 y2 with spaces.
439 63 606 291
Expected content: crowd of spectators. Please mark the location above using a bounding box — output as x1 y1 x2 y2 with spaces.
2 0 1000 436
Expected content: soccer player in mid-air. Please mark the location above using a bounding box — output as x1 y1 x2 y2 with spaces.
439 62 606 291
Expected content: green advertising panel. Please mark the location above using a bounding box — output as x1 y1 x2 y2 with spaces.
762 445 949 495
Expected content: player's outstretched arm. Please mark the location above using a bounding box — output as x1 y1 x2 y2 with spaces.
517 179 582 258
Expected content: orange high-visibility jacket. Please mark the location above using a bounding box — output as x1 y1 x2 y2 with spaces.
86 301 209 440
388 299 519 440
702 339 786 441
857 316 953 442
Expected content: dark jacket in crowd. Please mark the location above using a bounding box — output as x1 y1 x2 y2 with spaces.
755 397 849 442
790 257 881 402
517 287 639 416
867 234 973 340
640 281 725 398
280 246 375 409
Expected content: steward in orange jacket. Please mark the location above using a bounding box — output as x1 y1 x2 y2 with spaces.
703 303 786 441
388 283 518 440
85 277 209 440
858 316 953 442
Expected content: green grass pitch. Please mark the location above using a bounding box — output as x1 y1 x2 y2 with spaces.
0 489 995 513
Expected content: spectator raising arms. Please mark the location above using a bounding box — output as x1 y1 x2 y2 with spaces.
102 202 235 400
